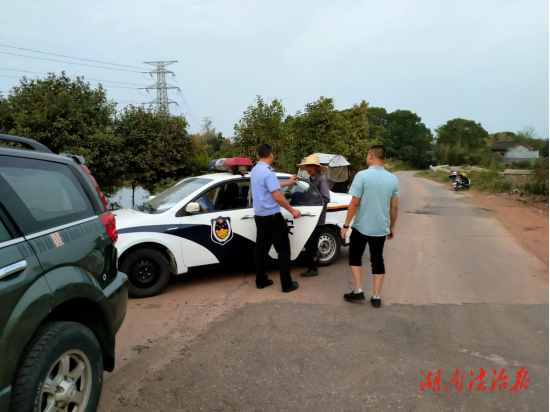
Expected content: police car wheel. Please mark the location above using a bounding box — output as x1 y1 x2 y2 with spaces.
122 248 171 298
317 227 341 267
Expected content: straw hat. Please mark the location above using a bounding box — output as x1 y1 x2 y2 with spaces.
298 154 328 172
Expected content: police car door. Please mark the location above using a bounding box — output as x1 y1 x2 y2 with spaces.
179 179 256 268
275 178 323 260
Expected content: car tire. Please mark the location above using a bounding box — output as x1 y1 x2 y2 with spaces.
10 321 103 412
317 227 341 267
121 248 171 298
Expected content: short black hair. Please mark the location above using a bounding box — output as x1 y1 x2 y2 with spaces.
258 143 273 159
369 145 386 160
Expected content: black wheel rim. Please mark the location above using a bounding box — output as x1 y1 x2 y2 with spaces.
130 259 160 288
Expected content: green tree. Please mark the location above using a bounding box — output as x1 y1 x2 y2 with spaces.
386 110 433 168
0 73 123 194
435 118 489 165
114 106 195 204
338 100 372 174
366 107 391 152
232 96 291 171
291 97 349 169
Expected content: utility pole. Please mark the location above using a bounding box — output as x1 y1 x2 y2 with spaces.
141 61 179 113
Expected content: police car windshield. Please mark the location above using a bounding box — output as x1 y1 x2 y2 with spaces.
147 178 211 213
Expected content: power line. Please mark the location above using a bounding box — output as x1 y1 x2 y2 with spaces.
172 65 200 129
0 68 149 86
0 51 145 73
0 67 44 75
0 44 148 70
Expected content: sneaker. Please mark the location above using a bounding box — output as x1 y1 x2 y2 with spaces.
282 281 299 293
344 291 365 302
256 279 274 289
300 269 319 277
371 297 381 308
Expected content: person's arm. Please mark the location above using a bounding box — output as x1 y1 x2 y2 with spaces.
272 190 301 218
280 175 298 188
340 196 360 239
388 197 398 240
265 172 301 218
319 177 331 205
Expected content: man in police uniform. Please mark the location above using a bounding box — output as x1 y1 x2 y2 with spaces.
252 143 301 293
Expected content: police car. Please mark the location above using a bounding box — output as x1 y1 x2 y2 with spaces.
115 158 351 298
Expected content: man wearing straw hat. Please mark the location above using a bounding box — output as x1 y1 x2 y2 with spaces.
298 155 331 277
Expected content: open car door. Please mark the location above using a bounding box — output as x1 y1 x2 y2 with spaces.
271 178 324 260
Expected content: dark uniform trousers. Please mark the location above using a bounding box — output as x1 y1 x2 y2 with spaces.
254 213 293 290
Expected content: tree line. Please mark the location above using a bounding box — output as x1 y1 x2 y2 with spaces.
1 73 547 199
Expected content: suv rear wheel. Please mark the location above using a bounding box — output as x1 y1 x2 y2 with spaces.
10 322 103 412
121 248 171 298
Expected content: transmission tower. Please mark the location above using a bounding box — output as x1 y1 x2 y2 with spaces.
202 117 213 133
141 61 179 113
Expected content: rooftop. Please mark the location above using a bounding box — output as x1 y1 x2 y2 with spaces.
491 142 536 151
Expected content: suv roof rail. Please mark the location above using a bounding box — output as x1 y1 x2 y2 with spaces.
0 134 53 153
60 153 86 165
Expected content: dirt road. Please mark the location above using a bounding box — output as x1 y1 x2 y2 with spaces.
99 171 548 412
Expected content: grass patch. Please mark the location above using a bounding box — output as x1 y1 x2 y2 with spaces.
414 170 449 183
385 159 416 173
415 169 513 192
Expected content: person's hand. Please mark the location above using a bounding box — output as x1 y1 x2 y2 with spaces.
340 227 349 240
387 227 395 240
289 175 298 185
291 208 301 219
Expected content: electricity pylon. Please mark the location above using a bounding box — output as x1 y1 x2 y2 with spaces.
141 61 179 113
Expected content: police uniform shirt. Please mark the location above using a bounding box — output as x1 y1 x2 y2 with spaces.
251 161 281 216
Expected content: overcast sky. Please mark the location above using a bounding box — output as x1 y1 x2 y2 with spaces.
1 0 548 138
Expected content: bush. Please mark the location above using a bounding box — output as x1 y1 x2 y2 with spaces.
468 167 512 192
508 160 533 170
523 181 549 196
523 158 549 195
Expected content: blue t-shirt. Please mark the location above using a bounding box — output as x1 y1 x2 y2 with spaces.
251 161 281 216
348 166 399 236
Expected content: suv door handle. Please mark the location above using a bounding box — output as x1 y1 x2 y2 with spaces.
241 215 255 220
301 212 317 217
0 260 27 280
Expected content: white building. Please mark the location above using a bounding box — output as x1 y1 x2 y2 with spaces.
491 142 539 165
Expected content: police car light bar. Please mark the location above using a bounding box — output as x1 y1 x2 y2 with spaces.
208 158 253 174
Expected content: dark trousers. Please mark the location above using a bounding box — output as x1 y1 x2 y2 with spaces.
254 213 293 290
304 225 322 271
348 229 386 274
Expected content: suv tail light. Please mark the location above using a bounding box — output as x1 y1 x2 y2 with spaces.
80 165 109 208
99 211 118 244
80 165 118 244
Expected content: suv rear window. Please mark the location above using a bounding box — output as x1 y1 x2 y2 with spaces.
0 156 95 235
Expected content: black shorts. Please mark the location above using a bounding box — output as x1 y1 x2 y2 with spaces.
348 229 386 274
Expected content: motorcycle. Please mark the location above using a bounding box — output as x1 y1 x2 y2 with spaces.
452 176 470 191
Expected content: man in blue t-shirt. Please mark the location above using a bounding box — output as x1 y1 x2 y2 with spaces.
340 145 399 308
251 143 301 293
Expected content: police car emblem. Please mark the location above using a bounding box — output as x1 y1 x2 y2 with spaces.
211 216 233 245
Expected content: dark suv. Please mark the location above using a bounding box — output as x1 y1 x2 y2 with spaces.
0 135 128 412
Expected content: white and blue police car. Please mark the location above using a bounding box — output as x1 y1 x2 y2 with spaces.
114 158 352 298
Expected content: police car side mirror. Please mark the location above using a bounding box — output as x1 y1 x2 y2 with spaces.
186 202 200 214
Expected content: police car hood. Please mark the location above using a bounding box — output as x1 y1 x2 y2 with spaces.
113 208 163 229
